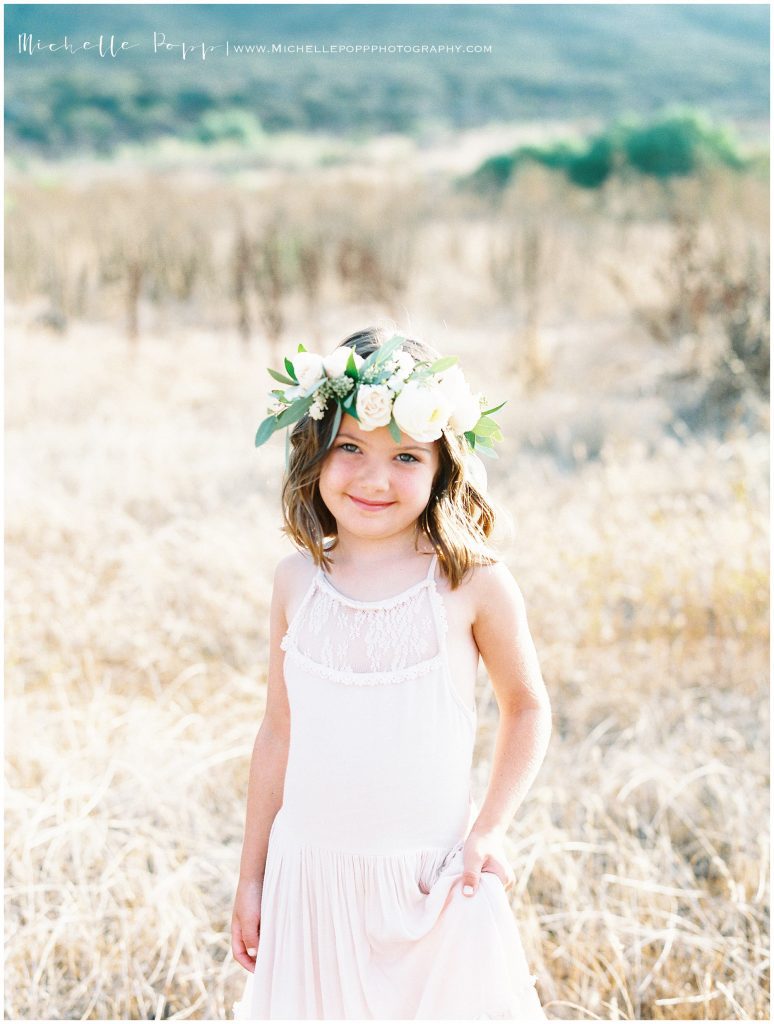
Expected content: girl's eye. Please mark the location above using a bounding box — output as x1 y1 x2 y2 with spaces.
335 443 418 464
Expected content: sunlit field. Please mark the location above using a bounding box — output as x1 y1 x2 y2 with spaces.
4 141 769 1020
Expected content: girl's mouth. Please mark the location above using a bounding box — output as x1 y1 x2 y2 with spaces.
348 495 395 511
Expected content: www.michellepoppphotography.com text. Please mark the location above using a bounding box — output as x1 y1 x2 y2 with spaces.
16 32 493 61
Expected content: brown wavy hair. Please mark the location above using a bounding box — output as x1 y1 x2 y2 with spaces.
281 326 499 588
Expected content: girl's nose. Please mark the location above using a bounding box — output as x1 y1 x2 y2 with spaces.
357 460 392 493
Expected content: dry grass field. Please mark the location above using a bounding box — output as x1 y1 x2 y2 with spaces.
4 145 769 1020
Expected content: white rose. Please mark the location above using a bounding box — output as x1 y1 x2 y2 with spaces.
437 365 481 433
392 380 453 442
290 351 325 391
355 384 393 430
323 347 364 379
449 390 482 433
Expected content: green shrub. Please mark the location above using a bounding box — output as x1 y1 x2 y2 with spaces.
191 109 264 145
465 109 753 192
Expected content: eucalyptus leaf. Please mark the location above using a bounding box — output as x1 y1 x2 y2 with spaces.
276 395 314 427
268 368 295 385
358 350 379 377
374 334 405 367
327 402 343 448
428 355 458 373
388 417 402 443
358 333 405 378
255 414 279 448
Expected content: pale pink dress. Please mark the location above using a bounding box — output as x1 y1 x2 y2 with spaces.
233 553 546 1020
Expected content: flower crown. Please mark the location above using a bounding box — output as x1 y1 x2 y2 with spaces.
255 333 505 457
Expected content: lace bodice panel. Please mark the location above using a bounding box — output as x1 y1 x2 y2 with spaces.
280 560 449 682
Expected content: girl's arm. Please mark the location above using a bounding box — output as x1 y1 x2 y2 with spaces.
232 558 292 970
462 562 552 894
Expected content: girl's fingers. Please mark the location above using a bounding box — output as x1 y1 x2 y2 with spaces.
481 857 515 890
231 919 260 971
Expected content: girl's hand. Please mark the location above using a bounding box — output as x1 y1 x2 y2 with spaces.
231 877 263 972
460 828 516 897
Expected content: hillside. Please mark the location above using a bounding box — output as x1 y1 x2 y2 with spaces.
4 4 769 156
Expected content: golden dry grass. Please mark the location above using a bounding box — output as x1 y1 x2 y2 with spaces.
4 156 769 1020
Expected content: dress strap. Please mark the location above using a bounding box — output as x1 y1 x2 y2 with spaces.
425 552 438 581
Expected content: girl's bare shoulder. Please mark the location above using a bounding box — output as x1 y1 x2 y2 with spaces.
273 549 318 624
455 560 523 623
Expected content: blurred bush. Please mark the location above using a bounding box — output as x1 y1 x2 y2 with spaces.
190 109 265 147
466 110 762 193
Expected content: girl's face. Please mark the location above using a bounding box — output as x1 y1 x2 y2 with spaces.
318 413 440 545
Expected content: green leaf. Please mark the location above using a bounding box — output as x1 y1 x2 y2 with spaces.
284 357 297 382
342 392 355 409
255 414 279 447
475 441 498 459
464 430 476 449
268 367 295 385
472 415 500 438
345 350 360 380
428 355 458 373
375 334 406 368
378 333 406 361
359 334 404 378
276 395 314 427
326 402 343 449
359 351 378 377
388 416 402 443
481 400 507 416
297 343 307 353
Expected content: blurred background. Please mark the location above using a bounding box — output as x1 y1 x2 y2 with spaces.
4 4 769 1020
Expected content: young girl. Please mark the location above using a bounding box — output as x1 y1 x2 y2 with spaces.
231 327 552 1020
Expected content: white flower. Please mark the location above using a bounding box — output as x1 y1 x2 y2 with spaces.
392 380 453 442
449 390 482 433
436 365 481 433
309 397 327 421
355 384 394 430
385 354 415 390
395 350 415 377
384 350 413 385
323 347 363 380
290 351 326 391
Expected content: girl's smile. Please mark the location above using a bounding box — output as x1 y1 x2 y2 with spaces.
318 413 439 543
348 495 396 511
